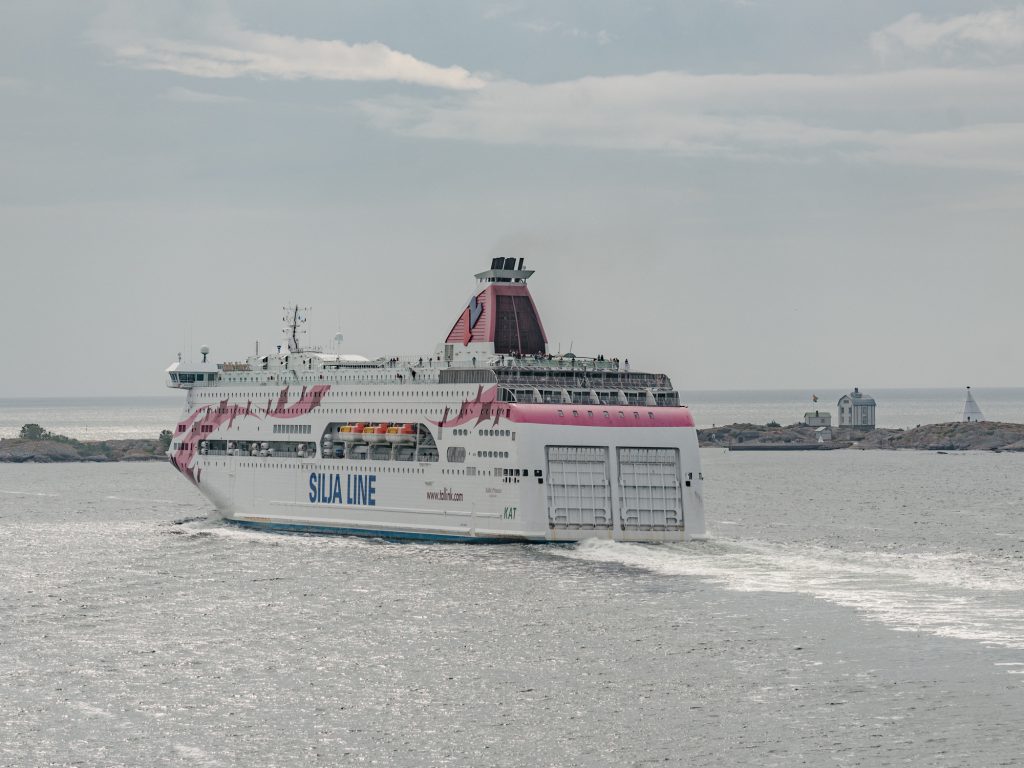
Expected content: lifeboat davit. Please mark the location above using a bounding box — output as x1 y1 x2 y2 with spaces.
364 423 389 444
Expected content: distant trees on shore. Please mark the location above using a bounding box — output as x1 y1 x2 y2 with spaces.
19 423 68 442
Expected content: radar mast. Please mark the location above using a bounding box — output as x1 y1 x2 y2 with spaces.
283 305 310 353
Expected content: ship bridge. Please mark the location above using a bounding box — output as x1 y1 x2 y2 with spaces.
165 353 219 389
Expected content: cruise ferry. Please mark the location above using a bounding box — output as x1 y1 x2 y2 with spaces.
166 259 706 542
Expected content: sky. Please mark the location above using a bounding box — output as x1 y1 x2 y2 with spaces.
1 0 1022 397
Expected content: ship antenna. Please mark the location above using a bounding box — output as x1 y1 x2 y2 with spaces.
283 305 310 353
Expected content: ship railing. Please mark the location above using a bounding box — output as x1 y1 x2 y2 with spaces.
493 357 621 372
497 386 680 407
493 372 670 389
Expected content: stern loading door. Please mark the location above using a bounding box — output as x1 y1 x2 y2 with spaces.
617 448 683 531
545 446 612 529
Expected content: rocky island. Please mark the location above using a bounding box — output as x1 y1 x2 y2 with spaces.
0 424 168 463
699 421 1024 452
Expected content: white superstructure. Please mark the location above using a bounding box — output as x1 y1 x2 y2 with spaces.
166 259 706 542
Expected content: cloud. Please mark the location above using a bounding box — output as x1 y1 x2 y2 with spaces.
865 122 1024 173
871 7 1024 58
161 85 246 104
358 67 1024 172
517 20 613 45
97 19 485 91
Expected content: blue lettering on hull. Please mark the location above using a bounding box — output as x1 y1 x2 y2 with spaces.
309 472 377 506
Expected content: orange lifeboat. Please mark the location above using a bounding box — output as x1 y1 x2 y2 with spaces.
394 423 417 445
338 423 366 444
364 423 389 444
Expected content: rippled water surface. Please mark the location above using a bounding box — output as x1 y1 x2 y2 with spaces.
2 451 1023 767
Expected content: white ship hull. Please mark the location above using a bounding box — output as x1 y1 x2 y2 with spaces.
166 259 707 542
181 405 705 543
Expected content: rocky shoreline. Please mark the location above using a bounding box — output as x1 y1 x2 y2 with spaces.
0 438 166 463
699 421 1024 452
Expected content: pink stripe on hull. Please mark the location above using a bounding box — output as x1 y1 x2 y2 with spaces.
507 404 695 428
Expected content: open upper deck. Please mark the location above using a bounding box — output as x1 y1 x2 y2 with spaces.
165 258 681 407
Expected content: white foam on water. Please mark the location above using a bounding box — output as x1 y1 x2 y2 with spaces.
105 495 178 504
71 702 115 718
554 538 1024 650
175 517 383 552
173 744 225 766
0 489 60 497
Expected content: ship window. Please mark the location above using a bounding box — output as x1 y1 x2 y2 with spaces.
618 411 624 418
557 410 564 417
572 410 579 417
603 411 609 418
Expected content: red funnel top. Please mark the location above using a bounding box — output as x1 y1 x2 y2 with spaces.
445 267 548 355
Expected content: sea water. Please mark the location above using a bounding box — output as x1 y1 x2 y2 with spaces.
0 397 181 441
1 447 1022 766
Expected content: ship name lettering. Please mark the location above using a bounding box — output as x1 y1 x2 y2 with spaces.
308 472 376 506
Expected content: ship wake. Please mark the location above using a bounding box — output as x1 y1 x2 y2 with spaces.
553 538 1024 650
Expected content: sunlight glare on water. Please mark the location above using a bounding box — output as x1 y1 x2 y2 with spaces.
1 450 1023 766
